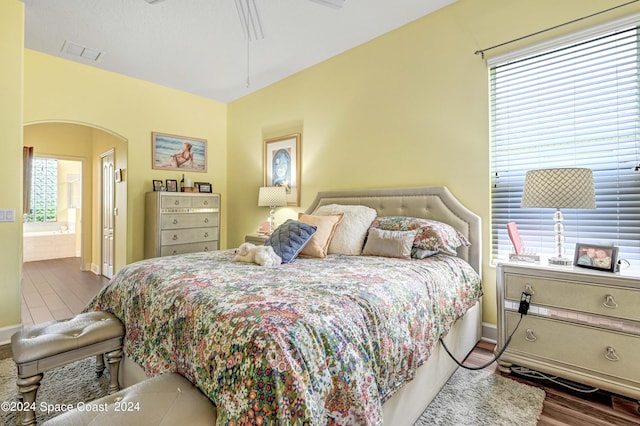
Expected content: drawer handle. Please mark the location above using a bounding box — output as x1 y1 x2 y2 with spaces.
525 329 537 342
172 235 178 241
525 284 535 295
171 250 177 255
603 294 618 309
173 219 178 225
204 218 209 223
204 232 209 238
604 346 620 362
174 200 180 206
203 200 209 205
204 246 209 252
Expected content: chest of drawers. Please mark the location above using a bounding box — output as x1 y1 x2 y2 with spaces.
496 262 640 400
145 192 220 258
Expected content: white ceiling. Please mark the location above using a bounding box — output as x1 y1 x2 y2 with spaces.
24 0 456 103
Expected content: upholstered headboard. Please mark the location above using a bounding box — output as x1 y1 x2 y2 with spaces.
305 186 481 274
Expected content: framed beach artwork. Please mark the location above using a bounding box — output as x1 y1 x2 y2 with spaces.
264 133 301 206
152 132 207 172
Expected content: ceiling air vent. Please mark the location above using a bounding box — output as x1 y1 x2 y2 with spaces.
61 40 103 61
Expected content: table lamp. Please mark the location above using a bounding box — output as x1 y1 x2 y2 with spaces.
521 168 596 266
258 186 287 234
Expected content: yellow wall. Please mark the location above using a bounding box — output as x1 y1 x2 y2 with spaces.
227 0 640 326
0 0 24 332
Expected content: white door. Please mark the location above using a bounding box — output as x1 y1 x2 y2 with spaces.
101 150 115 279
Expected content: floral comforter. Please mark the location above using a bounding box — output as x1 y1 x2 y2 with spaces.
86 250 482 425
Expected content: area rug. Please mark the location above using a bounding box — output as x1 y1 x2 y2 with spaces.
0 357 109 425
414 367 546 426
0 357 544 425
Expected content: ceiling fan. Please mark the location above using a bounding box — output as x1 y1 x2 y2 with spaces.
144 0 346 42
142 0 346 87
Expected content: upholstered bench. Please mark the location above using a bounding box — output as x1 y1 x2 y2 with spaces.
42 373 217 425
11 311 125 426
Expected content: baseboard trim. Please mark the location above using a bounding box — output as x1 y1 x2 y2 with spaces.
481 322 497 344
90 263 100 275
0 323 21 347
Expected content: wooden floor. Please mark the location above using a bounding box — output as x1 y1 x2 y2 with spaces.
16 258 640 425
21 257 108 327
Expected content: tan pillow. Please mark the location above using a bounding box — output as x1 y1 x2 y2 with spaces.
362 228 416 259
298 213 344 258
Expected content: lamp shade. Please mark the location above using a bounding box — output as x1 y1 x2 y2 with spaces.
258 186 287 207
521 168 596 209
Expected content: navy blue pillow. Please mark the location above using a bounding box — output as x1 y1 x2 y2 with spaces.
265 219 317 264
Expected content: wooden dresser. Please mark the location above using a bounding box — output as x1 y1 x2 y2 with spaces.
496 262 640 401
145 192 220 258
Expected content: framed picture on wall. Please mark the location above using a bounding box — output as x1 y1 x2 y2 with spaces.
152 132 207 172
264 133 300 206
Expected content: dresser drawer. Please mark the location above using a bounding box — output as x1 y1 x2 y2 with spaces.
192 196 219 208
160 241 219 257
505 273 640 322
160 213 218 230
161 195 192 208
160 227 218 246
505 311 640 384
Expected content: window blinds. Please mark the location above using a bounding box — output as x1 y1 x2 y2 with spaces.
490 25 640 263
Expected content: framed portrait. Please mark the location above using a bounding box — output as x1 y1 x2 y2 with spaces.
574 243 618 272
196 182 212 193
165 179 178 192
152 179 163 191
152 132 207 172
264 133 301 206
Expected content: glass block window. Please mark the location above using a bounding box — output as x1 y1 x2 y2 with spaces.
29 158 58 222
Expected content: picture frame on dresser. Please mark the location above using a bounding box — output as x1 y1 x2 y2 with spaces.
574 243 618 272
165 179 178 192
152 180 163 191
196 182 212 193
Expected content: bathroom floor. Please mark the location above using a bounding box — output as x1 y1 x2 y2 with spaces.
22 257 108 326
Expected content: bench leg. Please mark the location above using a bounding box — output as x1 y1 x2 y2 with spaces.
17 373 43 426
105 349 123 394
95 354 105 377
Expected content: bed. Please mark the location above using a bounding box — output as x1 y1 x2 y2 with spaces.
86 186 483 425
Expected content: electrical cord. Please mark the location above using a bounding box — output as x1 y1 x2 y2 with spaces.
510 366 600 393
439 314 524 371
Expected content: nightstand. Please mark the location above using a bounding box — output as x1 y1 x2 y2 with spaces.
496 262 640 401
245 233 269 245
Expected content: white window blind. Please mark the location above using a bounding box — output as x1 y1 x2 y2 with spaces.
490 24 640 263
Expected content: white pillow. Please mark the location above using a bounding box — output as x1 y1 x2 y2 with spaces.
313 204 377 255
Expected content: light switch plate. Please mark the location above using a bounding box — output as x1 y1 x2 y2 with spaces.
0 209 16 222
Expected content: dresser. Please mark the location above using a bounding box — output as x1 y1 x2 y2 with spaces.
496 262 640 401
145 192 220 258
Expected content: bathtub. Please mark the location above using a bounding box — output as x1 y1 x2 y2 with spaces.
23 222 78 262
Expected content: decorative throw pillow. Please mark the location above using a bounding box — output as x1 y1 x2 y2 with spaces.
297 213 344 258
265 219 317 264
362 228 416 259
370 216 470 256
312 204 377 255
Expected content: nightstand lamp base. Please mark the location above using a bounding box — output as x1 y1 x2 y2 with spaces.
548 256 573 266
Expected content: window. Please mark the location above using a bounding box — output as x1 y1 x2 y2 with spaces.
490 21 640 263
29 158 58 222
